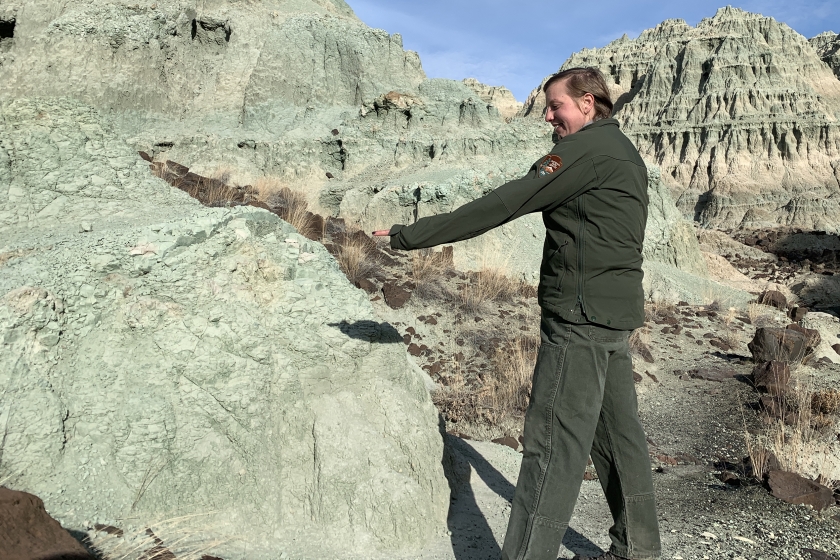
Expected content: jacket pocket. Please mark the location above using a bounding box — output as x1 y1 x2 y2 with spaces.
553 240 569 293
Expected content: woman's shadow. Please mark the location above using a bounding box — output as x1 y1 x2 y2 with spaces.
442 428 603 560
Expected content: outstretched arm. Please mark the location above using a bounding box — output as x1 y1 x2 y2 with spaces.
373 149 597 250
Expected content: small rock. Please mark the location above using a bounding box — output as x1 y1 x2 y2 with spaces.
717 471 741 486
786 323 821 348
325 172 335 179
759 290 787 310
687 367 738 382
79 221 93 232
833 343 840 356
354 278 377 293
767 470 835 511
709 338 731 351
790 306 809 321
382 282 411 309
491 436 519 451
801 549 836 560
633 371 643 383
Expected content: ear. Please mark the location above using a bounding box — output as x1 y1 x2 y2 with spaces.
583 92 595 113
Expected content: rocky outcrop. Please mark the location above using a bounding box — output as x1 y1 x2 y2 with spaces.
0 98 448 559
522 8 840 232
811 31 840 78
0 0 423 128
462 78 523 120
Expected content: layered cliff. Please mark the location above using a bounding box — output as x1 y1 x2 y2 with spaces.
522 8 840 232
811 31 840 78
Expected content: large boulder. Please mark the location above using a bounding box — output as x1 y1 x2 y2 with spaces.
0 98 448 558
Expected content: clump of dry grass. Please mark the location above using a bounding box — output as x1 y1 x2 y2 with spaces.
747 301 773 326
434 336 537 426
254 179 320 239
745 382 836 480
86 513 228 560
333 231 379 286
459 267 520 313
644 297 675 321
812 389 840 415
410 248 454 300
483 336 538 423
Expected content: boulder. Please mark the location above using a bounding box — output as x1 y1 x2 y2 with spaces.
752 361 791 395
759 290 788 310
0 98 448 559
800 312 840 364
767 470 836 511
748 327 818 364
0 488 93 560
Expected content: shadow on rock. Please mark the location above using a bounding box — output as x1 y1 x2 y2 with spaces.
327 320 402 343
441 428 602 559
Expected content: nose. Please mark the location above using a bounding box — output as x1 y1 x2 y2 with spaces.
544 108 552 123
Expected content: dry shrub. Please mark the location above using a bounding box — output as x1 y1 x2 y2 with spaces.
256 180 319 239
747 301 773 326
411 248 454 301
483 336 538 423
460 267 519 313
433 336 537 426
812 389 840 415
333 232 379 285
411 248 452 284
746 383 834 480
86 513 227 560
720 327 744 351
644 297 675 321
209 165 234 186
723 306 737 326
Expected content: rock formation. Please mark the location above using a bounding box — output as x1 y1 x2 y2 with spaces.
0 97 448 559
462 78 523 120
811 31 840 78
522 8 840 232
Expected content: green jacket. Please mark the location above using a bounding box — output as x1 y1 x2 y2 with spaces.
389 118 648 330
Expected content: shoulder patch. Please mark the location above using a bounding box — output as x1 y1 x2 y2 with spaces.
538 154 563 177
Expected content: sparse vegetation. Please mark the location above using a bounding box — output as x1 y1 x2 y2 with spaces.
434 335 537 426
459 267 520 313
333 231 380 286
85 513 228 560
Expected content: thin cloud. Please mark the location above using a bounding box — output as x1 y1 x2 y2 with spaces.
347 0 840 101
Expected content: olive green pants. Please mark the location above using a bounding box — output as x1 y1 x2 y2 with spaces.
501 310 661 560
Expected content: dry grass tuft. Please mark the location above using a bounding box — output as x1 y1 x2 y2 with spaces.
745 382 835 480
434 336 537 426
483 336 538 423
255 180 320 239
811 389 840 415
747 301 774 326
410 248 454 301
86 513 228 560
644 297 675 321
333 232 379 286
460 267 519 313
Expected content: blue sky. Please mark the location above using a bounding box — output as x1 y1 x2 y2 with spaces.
347 1 839 101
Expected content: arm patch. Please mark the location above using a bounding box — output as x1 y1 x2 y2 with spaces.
538 154 563 176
